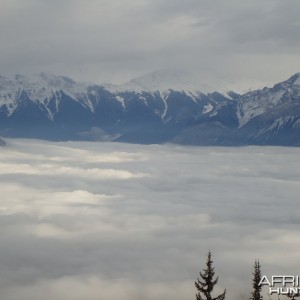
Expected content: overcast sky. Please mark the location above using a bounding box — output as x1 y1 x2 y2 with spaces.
1 139 300 300
1 0 300 86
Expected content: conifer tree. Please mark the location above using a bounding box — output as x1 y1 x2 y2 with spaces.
195 251 226 300
250 260 263 300
287 291 300 300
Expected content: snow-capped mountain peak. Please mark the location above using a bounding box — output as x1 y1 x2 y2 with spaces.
124 69 198 92
286 72 300 85
1 71 300 146
123 69 222 93
0 73 93 118
120 68 271 96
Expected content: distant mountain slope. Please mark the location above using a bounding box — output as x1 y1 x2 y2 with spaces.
236 73 300 145
0 72 299 145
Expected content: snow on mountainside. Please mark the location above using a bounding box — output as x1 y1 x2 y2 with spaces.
0 73 93 118
125 69 206 92
236 72 300 127
0 71 236 124
102 69 217 94
0 69 269 108
121 69 269 96
123 69 229 94
1 71 300 145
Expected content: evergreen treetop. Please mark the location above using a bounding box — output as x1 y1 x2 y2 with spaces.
195 251 226 300
250 260 263 300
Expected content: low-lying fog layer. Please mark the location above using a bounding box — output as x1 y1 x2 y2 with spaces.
0 139 299 300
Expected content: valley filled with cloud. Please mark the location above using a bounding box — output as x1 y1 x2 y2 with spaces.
0 139 299 300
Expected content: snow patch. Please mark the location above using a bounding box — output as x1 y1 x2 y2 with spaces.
122 69 272 95
159 91 170 122
0 73 93 118
203 103 213 114
238 89 286 127
256 116 296 137
115 96 125 108
293 119 300 129
295 76 300 85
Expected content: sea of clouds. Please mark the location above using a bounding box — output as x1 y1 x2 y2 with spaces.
0 139 299 300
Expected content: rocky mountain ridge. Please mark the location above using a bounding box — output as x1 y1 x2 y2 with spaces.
0 72 299 145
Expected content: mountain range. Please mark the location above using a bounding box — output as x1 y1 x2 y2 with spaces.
0 70 300 146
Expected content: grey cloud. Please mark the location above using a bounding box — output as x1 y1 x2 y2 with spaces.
0 139 300 300
214 1 300 49
1 1 300 84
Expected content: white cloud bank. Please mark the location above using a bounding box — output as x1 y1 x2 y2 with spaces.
0 139 300 300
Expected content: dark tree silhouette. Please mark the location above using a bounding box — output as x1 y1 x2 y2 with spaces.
250 260 263 300
195 251 226 300
287 291 300 300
